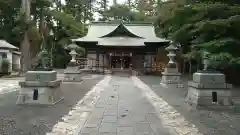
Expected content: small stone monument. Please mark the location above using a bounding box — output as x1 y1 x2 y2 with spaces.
186 52 234 108
63 43 82 82
17 36 64 105
161 41 182 87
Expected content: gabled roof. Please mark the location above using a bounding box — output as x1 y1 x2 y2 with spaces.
0 40 18 50
100 23 143 38
72 21 169 46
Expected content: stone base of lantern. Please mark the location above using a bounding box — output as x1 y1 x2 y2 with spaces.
104 69 113 74
185 71 234 109
160 68 183 88
63 65 82 82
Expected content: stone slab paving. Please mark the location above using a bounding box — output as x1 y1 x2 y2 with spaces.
139 75 240 135
76 76 203 135
46 75 112 135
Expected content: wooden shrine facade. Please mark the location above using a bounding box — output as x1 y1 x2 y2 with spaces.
72 21 170 73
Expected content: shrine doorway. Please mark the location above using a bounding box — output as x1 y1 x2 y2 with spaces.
111 56 131 69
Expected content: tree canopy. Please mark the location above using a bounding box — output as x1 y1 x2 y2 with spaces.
155 0 240 70
1 0 240 73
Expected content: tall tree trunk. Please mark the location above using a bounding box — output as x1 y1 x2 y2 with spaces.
102 0 108 21
113 0 117 5
189 60 192 77
103 0 107 10
20 0 31 73
39 6 45 36
127 0 131 7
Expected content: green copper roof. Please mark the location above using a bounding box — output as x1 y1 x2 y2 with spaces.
101 22 143 38
72 21 169 46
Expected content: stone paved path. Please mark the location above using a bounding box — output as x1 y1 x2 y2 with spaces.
47 75 203 135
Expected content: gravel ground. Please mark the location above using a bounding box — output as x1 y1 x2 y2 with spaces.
0 75 103 135
139 75 240 135
0 80 20 94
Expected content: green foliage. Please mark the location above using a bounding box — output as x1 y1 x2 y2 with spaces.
97 0 155 22
209 52 233 69
0 0 91 69
103 4 133 21
156 1 240 69
46 10 85 37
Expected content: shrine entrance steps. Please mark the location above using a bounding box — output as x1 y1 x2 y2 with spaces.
111 69 131 77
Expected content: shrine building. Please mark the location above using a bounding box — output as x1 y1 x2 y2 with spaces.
72 21 170 73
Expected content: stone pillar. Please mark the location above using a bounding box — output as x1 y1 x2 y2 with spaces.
161 41 182 87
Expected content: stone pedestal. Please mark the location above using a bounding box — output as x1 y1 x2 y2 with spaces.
186 72 234 108
17 71 64 105
63 65 82 82
104 69 112 74
161 68 182 85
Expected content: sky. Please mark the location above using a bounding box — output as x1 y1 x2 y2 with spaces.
109 0 127 5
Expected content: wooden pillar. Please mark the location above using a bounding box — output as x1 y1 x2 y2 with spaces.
109 53 112 69
91 59 93 69
97 51 99 69
121 53 123 70
150 55 153 72
102 53 105 74
183 59 186 74
133 53 135 70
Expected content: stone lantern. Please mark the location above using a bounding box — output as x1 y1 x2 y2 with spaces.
161 41 182 87
166 42 178 68
63 43 83 82
65 43 81 64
